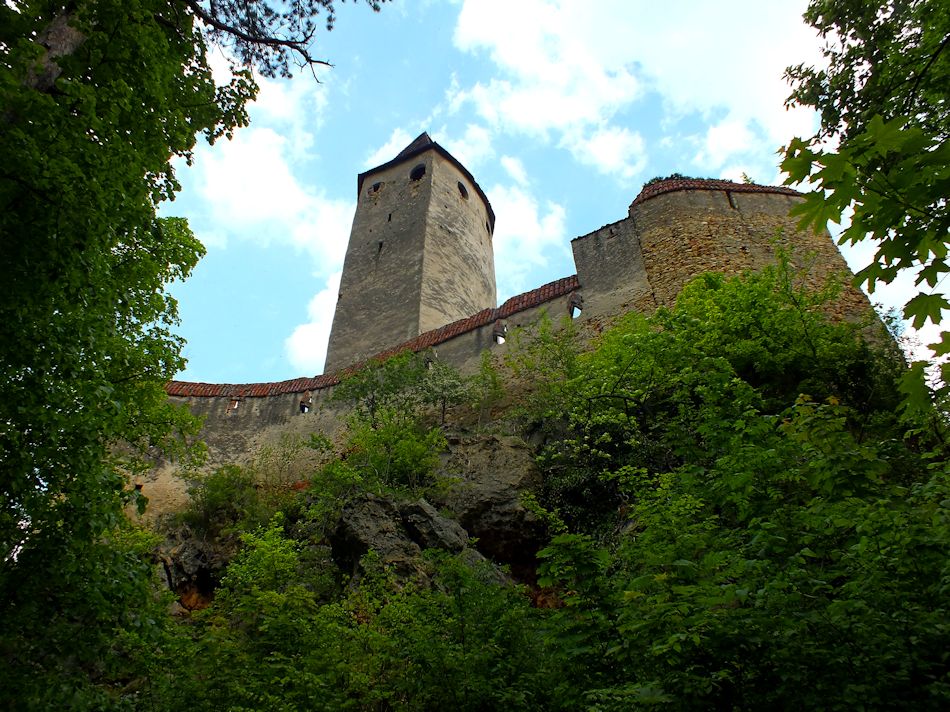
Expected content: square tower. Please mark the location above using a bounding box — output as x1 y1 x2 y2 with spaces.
324 133 496 372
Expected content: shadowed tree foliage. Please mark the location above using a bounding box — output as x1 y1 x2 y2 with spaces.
782 0 950 374
137 268 949 710
0 1 383 705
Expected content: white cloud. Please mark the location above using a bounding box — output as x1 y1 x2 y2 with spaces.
487 183 568 295
285 271 342 375
193 127 353 266
451 0 819 177
203 49 329 158
365 128 414 168
565 125 647 180
693 116 757 170
438 123 494 168
452 0 640 142
251 74 329 156
500 155 529 186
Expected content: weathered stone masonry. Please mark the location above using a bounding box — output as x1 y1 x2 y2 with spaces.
325 132 497 372
166 138 871 464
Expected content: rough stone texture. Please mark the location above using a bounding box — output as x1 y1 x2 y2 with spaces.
158 531 233 611
325 156 433 371
400 499 469 552
418 154 496 333
571 217 657 318
627 188 871 322
330 494 480 580
151 178 881 525
432 434 546 567
325 136 496 372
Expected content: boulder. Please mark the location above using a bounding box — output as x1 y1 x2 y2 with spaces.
433 434 547 567
330 493 480 581
158 532 233 611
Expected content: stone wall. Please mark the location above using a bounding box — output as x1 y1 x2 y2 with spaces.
325 155 432 371
325 134 497 372
418 154 496 334
628 184 870 322
570 217 657 318
158 179 876 512
165 276 580 468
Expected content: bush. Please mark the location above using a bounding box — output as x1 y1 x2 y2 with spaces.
180 465 269 540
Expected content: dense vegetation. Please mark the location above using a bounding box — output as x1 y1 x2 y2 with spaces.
783 0 950 373
9 266 944 710
2 0 947 708
0 1 381 706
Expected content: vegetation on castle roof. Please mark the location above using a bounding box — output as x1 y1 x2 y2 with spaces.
643 172 719 187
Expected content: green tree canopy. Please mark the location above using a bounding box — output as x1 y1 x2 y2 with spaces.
0 1 382 703
782 0 950 359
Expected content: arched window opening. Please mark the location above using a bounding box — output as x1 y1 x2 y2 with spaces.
457 181 469 199
492 320 508 345
410 164 426 181
569 293 584 319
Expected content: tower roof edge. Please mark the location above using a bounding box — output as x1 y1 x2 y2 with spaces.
357 131 495 230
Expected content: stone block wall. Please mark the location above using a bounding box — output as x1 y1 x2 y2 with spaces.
628 183 870 322
325 134 497 373
418 155 496 334
324 156 432 371
165 178 876 475
570 217 657 318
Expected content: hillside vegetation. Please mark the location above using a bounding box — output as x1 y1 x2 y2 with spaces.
7 264 947 710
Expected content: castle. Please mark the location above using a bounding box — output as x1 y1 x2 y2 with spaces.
164 132 870 465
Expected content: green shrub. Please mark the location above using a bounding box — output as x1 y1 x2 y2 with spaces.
181 465 269 539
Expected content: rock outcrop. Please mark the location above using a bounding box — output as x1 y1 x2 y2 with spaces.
159 529 235 611
330 494 480 581
433 433 547 569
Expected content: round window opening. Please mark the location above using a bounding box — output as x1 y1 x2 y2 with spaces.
409 164 426 181
457 181 469 200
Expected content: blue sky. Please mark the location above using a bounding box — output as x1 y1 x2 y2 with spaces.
165 0 927 384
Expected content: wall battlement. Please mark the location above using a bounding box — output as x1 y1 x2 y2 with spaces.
166 172 871 465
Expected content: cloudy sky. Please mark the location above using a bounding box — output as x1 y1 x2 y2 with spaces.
164 0 927 384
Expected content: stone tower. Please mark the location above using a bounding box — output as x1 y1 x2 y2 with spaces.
324 133 496 372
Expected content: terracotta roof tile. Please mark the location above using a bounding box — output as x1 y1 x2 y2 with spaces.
166 275 580 399
630 178 801 208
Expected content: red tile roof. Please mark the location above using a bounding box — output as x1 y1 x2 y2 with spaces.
631 178 801 208
166 275 580 398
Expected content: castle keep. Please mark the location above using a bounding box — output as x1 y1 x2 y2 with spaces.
165 133 870 463
326 133 497 372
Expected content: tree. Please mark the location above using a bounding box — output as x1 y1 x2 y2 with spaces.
781 0 950 364
184 0 383 78
0 0 382 704
533 268 949 708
